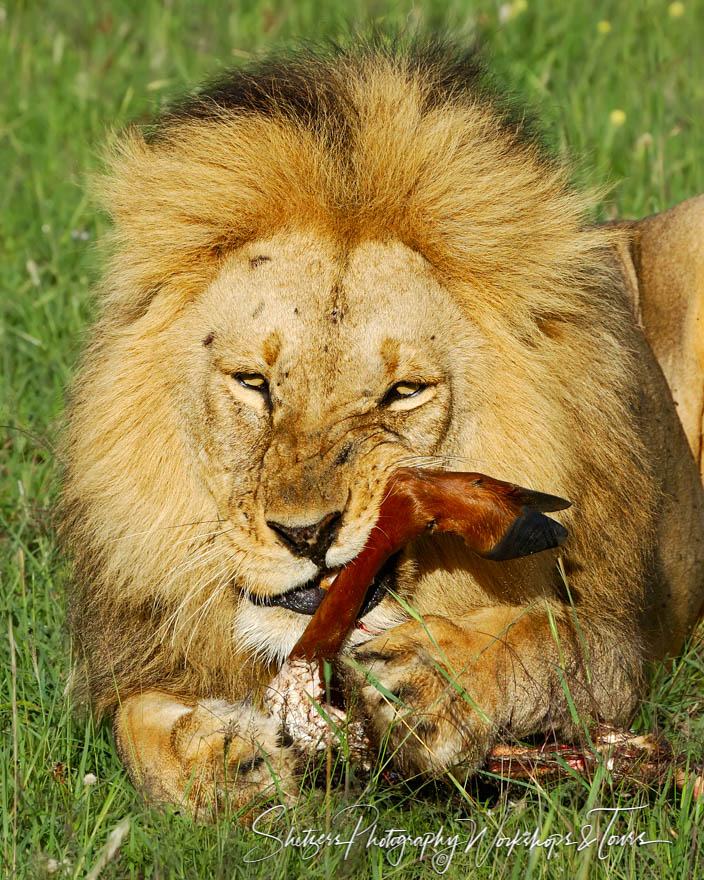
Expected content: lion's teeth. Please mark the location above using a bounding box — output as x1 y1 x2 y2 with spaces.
319 571 339 590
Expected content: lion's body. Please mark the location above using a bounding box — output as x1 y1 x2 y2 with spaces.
62 44 704 817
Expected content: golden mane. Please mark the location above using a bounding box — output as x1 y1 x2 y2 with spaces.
98 48 615 326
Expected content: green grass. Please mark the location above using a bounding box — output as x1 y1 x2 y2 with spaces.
2 0 703 877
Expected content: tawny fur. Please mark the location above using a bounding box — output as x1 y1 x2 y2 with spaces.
60 43 704 813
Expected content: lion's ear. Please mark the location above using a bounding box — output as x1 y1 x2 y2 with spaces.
610 195 704 476
482 507 569 562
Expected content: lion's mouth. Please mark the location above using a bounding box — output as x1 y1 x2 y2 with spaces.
247 552 399 617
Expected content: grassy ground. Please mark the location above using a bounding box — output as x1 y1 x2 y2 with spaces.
2 0 703 877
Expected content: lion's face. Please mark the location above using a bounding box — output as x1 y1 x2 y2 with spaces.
172 229 483 654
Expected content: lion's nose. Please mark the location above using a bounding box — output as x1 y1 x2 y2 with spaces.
267 512 342 564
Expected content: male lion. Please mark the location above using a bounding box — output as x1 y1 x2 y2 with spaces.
62 42 704 817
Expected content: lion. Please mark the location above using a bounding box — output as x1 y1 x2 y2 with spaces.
61 41 704 818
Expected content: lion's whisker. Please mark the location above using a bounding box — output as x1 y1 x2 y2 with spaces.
104 518 225 544
394 453 517 471
159 526 237 553
159 548 258 648
183 571 234 659
152 549 229 641
163 541 227 584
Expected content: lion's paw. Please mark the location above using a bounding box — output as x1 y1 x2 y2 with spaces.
115 691 299 821
344 629 494 774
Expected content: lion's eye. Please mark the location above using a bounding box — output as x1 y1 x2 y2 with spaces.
235 372 268 392
381 380 436 412
393 382 422 398
384 381 424 403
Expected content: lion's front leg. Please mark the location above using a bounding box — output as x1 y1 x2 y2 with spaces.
113 690 298 820
342 606 643 774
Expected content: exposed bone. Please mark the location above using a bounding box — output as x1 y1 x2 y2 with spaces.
264 657 372 765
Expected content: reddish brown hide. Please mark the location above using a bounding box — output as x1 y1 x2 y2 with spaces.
289 467 570 662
